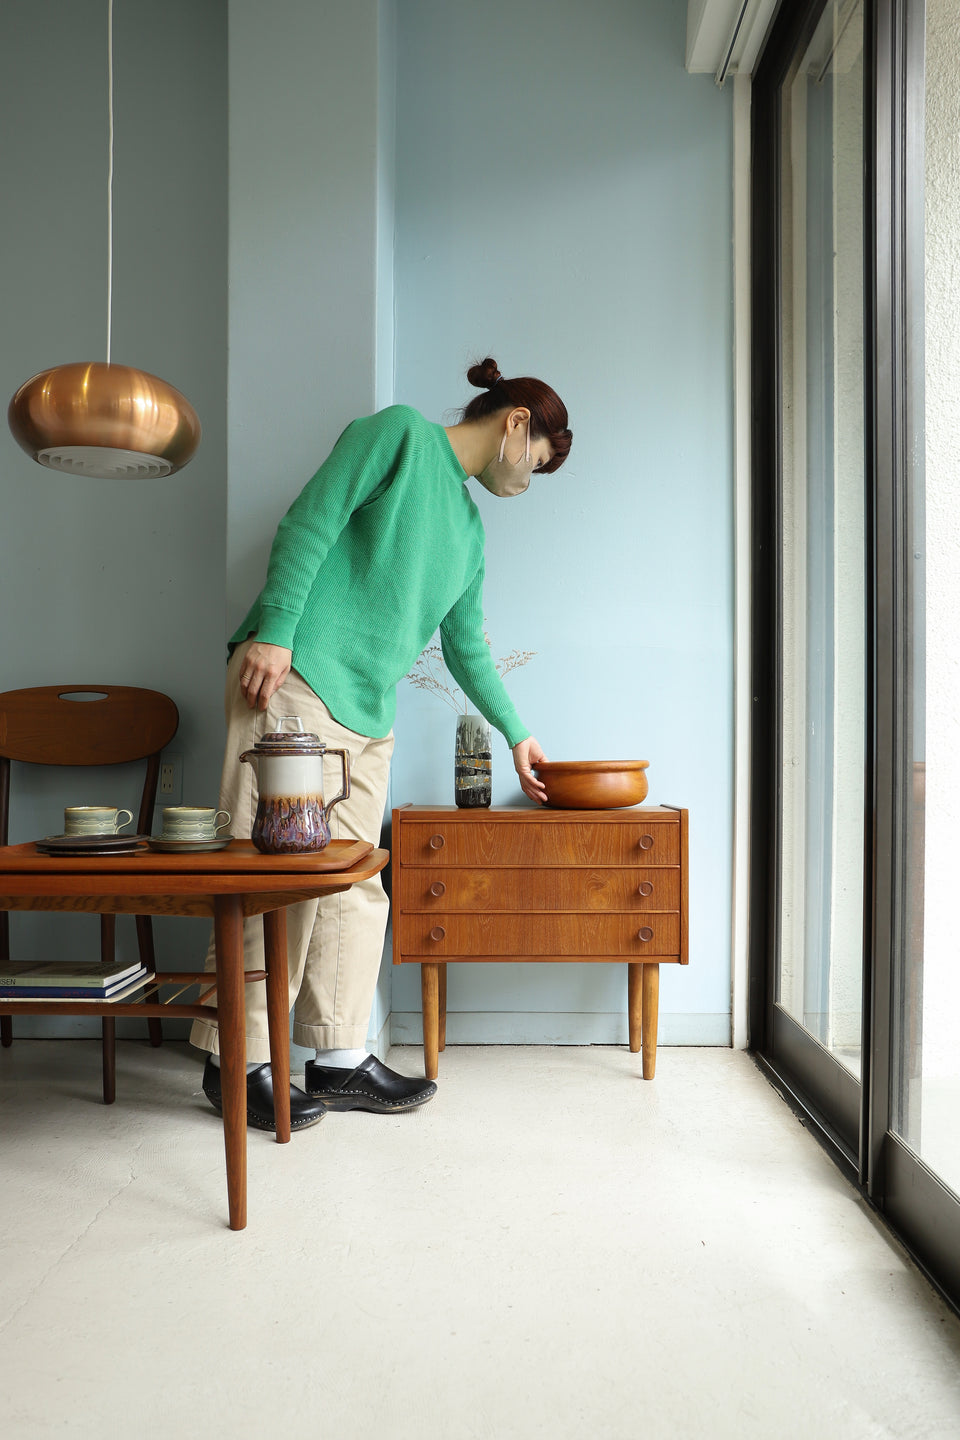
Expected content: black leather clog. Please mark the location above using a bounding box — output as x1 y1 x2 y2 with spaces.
202 1057 326 1131
304 1054 437 1112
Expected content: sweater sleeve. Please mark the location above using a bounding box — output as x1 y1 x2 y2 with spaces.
255 412 411 649
439 564 531 749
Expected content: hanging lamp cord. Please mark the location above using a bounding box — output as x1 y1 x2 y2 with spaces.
106 0 114 365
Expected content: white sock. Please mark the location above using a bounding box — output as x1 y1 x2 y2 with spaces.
209 1054 260 1074
314 1047 368 1069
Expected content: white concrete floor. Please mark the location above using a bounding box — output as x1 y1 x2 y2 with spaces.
2 1042 960 1440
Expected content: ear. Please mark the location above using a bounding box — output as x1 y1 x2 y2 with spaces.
506 406 531 431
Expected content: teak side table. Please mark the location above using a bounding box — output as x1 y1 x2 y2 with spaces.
0 838 388 1230
391 804 688 1080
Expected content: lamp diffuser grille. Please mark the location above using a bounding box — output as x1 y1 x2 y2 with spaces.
37 446 172 479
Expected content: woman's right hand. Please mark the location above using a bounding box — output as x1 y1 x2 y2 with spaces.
513 736 549 804
238 642 293 711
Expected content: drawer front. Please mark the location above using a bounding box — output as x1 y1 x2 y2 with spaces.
397 867 680 914
399 821 679 869
396 912 681 958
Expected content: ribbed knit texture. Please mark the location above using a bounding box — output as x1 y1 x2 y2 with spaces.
230 405 530 746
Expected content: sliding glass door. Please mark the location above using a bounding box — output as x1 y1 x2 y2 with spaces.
893 0 960 1204
752 0 867 1163
777 0 866 1086
878 0 960 1297
752 0 960 1307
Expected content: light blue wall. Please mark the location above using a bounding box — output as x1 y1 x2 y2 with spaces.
2 0 734 1053
0 0 228 1036
227 0 395 1058
226 0 385 626
389 0 734 1044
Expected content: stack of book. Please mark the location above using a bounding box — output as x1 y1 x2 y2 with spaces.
0 960 154 1001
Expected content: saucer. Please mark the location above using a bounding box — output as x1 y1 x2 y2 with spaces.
146 836 234 853
38 833 147 856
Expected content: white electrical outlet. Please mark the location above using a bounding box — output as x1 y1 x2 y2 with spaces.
158 754 183 802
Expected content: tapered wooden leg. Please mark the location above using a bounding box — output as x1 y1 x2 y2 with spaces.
438 963 447 1052
101 1016 117 1104
263 907 291 1145
641 963 659 1080
627 963 643 1053
421 963 440 1081
0 912 10 1046
135 915 163 1047
214 895 247 1231
100 915 117 1104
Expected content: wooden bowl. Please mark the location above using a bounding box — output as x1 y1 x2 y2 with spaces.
532 760 649 809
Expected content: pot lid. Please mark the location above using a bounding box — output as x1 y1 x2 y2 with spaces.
251 716 327 754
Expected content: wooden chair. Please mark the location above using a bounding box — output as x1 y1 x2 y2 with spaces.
0 685 180 1103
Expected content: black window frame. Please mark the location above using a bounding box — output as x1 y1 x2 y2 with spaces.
748 0 960 1313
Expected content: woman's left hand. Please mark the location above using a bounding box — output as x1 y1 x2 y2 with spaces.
513 736 549 804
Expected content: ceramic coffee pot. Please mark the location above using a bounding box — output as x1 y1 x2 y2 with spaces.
239 717 351 854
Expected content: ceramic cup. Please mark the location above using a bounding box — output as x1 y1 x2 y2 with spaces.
161 806 231 841
64 806 133 836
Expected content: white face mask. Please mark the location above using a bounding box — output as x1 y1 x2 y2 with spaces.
476 419 534 498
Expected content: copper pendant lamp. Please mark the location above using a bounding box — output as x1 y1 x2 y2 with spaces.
7 0 200 479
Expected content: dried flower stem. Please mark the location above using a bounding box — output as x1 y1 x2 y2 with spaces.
406 635 536 714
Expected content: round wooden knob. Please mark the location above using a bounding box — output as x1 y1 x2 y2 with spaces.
429 881 446 897
638 834 654 851
429 926 446 942
638 881 653 897
638 926 654 942
429 834 445 850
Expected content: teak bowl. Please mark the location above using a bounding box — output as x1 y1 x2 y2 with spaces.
533 760 649 810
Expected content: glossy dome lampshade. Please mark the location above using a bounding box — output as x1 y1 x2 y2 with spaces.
8 361 201 479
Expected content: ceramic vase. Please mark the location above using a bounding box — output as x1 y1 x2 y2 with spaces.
455 712 492 808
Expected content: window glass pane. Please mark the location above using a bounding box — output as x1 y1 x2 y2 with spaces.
777 0 865 1077
894 0 960 1196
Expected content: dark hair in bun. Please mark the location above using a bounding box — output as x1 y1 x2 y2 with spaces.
460 356 572 474
466 357 504 389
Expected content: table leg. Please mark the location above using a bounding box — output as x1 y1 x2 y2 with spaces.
627 962 643 1054
214 894 247 1231
0 912 10 1047
100 1017 116 1104
438 963 447 1052
135 915 163 1048
100 914 116 1105
641 963 659 1080
263 907 291 1145
421 963 440 1081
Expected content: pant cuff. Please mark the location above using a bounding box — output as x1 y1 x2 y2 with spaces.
189 1020 272 1066
292 1022 370 1050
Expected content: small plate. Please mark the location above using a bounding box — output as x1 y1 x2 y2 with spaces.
36 844 146 857
146 836 234 854
37 833 147 856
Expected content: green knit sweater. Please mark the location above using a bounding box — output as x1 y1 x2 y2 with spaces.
230 405 530 747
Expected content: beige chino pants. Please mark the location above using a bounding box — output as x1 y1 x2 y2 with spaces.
189 641 394 1062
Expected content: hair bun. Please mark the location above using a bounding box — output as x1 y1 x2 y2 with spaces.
467 357 502 390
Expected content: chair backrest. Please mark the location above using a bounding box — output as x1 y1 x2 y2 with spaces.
0 685 179 767
0 685 180 845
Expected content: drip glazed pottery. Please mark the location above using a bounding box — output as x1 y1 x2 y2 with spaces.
239 716 351 853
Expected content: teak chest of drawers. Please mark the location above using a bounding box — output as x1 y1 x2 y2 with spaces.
391 804 689 1080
